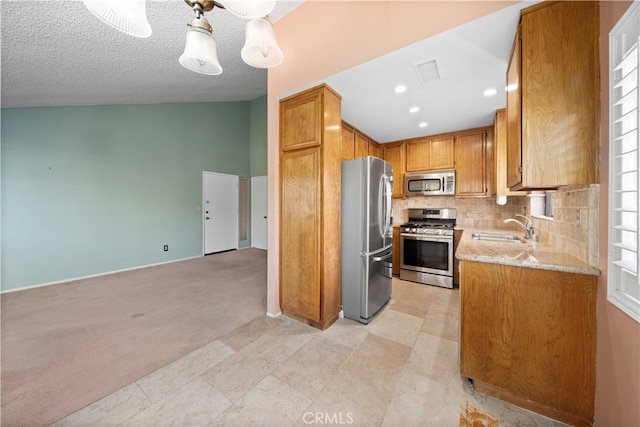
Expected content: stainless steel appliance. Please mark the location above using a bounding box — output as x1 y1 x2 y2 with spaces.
341 156 393 324
400 208 457 289
404 170 455 197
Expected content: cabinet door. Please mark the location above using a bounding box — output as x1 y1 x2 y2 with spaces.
428 136 455 170
368 140 381 159
520 2 598 188
495 109 525 197
280 91 322 152
460 261 596 426
455 131 487 196
280 148 321 322
341 123 355 161
406 136 455 172
383 142 405 198
405 138 430 172
355 132 369 158
506 25 522 188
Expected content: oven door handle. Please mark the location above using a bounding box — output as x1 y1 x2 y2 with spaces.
400 233 453 242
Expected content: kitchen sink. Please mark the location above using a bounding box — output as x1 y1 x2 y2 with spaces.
471 232 525 243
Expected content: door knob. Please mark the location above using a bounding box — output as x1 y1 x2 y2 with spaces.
206 217 210 220
264 216 267 219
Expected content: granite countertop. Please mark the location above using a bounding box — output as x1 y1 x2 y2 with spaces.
455 229 601 276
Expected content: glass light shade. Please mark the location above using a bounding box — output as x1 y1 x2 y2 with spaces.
82 0 152 38
241 18 283 69
179 25 223 75
219 0 275 19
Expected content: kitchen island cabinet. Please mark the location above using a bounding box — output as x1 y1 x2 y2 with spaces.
280 84 342 330
457 232 598 426
506 1 599 190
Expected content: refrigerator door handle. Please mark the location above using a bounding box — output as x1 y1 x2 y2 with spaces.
384 174 392 236
378 174 392 239
372 252 392 262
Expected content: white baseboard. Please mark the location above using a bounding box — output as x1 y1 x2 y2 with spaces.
1 256 202 294
266 311 282 318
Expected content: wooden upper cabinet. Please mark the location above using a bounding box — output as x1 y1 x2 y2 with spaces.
341 122 355 161
355 131 369 158
406 135 454 172
429 136 455 170
382 141 405 198
495 109 526 197
280 90 322 152
506 26 522 188
368 140 381 159
455 130 487 197
507 1 599 190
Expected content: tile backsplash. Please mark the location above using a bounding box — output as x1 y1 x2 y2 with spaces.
530 185 599 266
393 183 599 267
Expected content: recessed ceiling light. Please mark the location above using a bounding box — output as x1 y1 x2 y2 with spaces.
394 85 407 94
505 83 518 92
409 106 420 113
483 88 498 97
419 122 428 128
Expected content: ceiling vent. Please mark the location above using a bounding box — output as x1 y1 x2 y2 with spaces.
414 59 440 84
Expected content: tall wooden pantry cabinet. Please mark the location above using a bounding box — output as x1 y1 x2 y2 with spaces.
279 84 342 330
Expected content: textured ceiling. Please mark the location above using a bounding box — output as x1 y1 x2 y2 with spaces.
1 0 303 108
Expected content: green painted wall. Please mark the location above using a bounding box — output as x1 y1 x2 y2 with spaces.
250 96 268 177
1 102 256 291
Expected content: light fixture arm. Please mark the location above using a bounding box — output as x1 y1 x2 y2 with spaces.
183 0 226 14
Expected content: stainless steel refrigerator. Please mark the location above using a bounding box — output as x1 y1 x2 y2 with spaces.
341 156 393 324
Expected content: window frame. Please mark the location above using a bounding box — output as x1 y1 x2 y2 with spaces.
608 0 640 323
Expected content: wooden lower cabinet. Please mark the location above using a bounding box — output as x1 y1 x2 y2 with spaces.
460 261 597 426
453 229 462 286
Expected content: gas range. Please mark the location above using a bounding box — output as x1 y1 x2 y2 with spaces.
400 208 457 236
399 208 457 289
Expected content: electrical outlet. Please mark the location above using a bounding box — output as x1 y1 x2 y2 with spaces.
580 209 589 229
163 245 168 252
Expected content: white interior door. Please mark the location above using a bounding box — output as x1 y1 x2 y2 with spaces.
203 172 239 254
251 176 268 250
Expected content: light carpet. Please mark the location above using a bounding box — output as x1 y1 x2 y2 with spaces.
1 249 267 427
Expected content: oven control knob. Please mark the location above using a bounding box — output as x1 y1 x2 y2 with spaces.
411 228 417 233
435 229 442 235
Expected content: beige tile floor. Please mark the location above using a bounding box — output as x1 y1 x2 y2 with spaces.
53 278 566 427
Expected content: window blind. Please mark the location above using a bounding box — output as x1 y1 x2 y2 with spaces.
609 0 640 323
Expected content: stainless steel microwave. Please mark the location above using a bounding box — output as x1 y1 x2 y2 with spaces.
404 170 456 197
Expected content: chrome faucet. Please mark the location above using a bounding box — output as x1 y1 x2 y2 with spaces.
503 214 534 240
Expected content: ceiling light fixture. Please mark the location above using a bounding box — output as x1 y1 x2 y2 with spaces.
394 85 407 94
179 2 223 75
409 106 420 113
483 87 498 97
419 122 428 128
81 0 282 76
82 0 152 38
